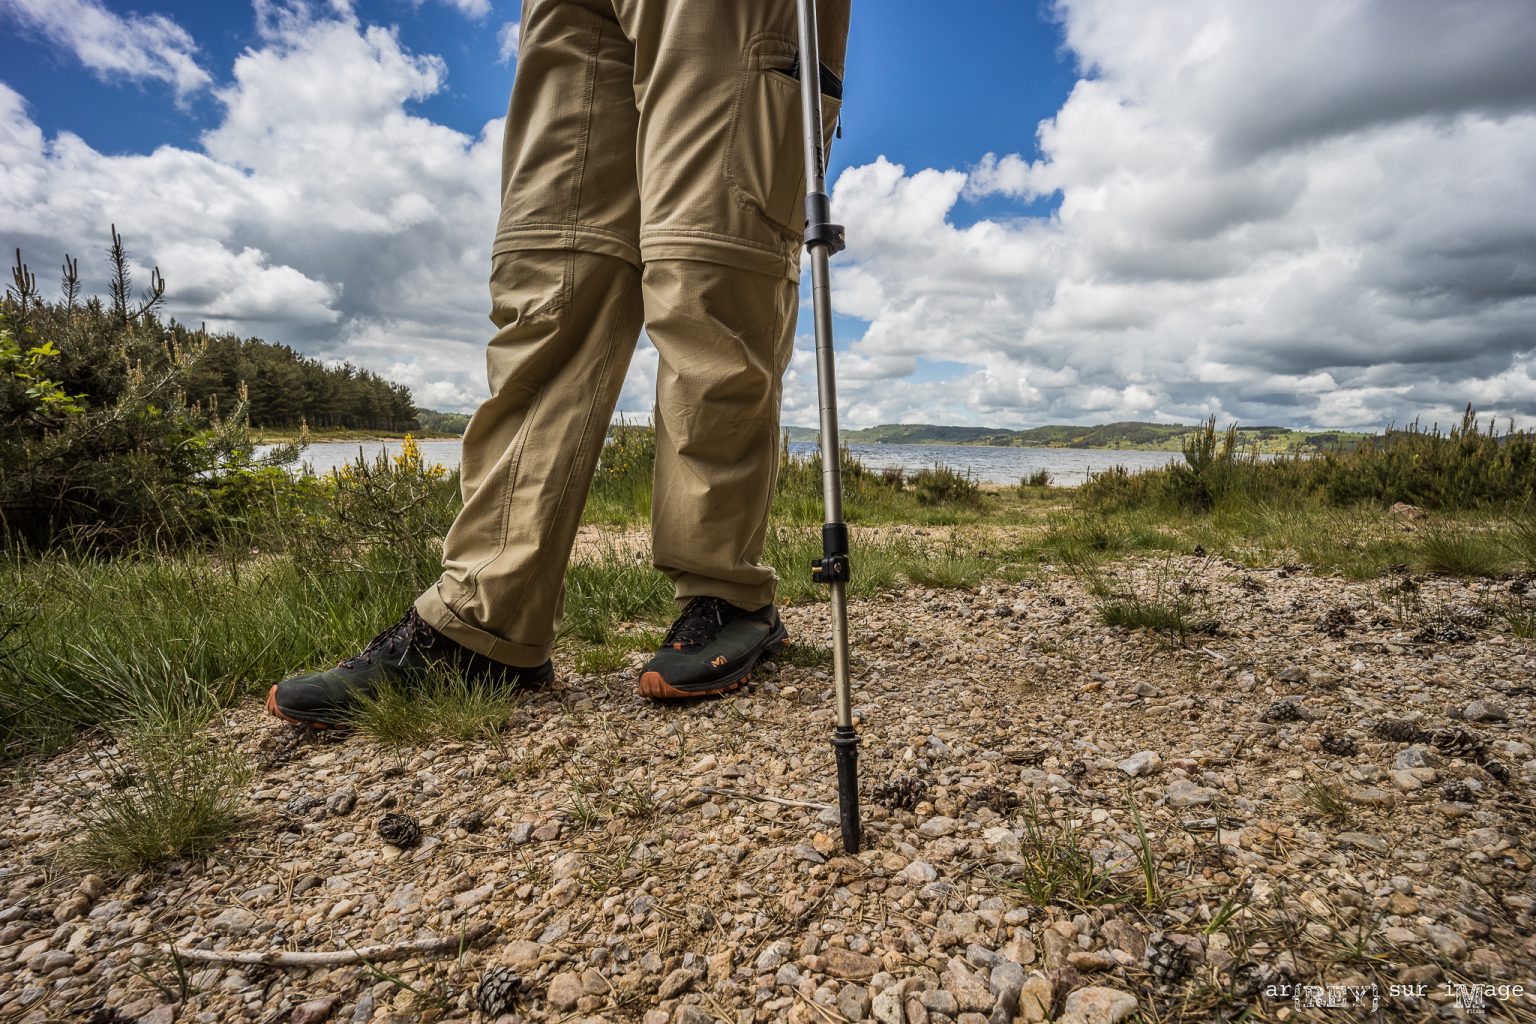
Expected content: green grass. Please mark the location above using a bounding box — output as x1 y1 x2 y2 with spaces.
349 670 530 745
70 735 248 875
1073 557 1219 641
1415 522 1512 576
1301 777 1353 824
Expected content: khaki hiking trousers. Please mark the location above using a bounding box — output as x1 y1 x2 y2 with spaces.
414 0 850 668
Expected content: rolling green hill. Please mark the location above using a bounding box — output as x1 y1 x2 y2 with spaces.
781 421 1372 453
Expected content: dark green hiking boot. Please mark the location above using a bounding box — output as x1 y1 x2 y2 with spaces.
637 596 789 699
267 608 553 728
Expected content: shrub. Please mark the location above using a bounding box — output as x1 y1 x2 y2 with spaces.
912 463 981 507
1 235 297 549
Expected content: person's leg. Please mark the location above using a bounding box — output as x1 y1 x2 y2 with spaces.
270 0 644 725
416 0 646 666
614 0 849 697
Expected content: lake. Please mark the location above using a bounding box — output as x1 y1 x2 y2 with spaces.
261 438 1187 486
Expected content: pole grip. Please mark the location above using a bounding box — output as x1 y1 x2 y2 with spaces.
833 725 860 853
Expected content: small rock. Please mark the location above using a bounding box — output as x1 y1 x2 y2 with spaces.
941 957 996 1012
291 995 339 1024
547 972 582 1011
327 790 357 815
26 950 75 973
78 875 108 900
657 966 698 1000
1068 951 1117 972
899 860 938 884
1422 924 1468 959
1164 780 1218 808
1395 747 1441 769
53 895 91 923
989 960 1026 1016
1016 972 1053 1022
499 940 544 968
210 907 259 935
821 947 881 981
838 983 872 1021
919 816 959 838
922 990 959 1016
755 941 790 972
1463 700 1507 723
1117 751 1161 778
872 986 905 1024
507 822 534 845
1058 986 1138 1024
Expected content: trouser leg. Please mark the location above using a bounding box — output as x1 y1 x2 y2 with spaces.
415 0 643 666
416 251 643 666
647 260 797 609
613 0 850 608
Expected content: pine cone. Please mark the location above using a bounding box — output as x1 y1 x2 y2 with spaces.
1260 699 1305 723
1319 732 1358 757
1228 961 1266 1001
871 774 928 812
1145 933 1190 985
1440 780 1475 804
476 966 523 1016
455 811 487 834
970 784 1019 814
1064 759 1088 779
1479 757 1512 786
1371 718 1426 744
377 812 422 848
1430 727 1486 761
1318 607 1356 638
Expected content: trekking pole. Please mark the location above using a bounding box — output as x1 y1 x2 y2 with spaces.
794 0 859 854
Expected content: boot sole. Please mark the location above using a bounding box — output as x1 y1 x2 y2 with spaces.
265 662 556 730
638 624 790 700
266 686 345 730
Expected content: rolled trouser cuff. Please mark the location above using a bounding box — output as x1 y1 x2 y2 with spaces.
414 585 552 669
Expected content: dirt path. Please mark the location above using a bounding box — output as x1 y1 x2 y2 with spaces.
2 556 1533 1023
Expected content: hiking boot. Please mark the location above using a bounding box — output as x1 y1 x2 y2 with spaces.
267 608 553 728
638 596 789 699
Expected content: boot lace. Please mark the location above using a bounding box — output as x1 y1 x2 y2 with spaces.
663 596 730 649
339 608 438 669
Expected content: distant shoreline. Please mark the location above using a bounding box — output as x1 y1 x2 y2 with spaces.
252 428 463 444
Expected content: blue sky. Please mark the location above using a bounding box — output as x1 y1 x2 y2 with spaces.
3 1 1076 179
3 0 1536 430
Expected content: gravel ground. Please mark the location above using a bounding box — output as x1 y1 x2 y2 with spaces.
2 550 1534 1023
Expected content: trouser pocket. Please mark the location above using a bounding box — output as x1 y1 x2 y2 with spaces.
725 35 843 237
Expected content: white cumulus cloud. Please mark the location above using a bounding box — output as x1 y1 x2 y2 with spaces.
496 20 520 64
0 0 211 99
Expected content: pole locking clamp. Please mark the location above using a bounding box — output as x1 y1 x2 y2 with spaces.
812 522 851 584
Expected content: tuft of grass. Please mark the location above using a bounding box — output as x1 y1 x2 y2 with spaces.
349 669 528 745
1487 595 1536 639
1301 777 1352 824
1019 468 1052 490
1414 523 1510 577
1127 794 1165 908
775 640 833 669
71 737 247 875
1003 795 1127 909
1081 559 1219 641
